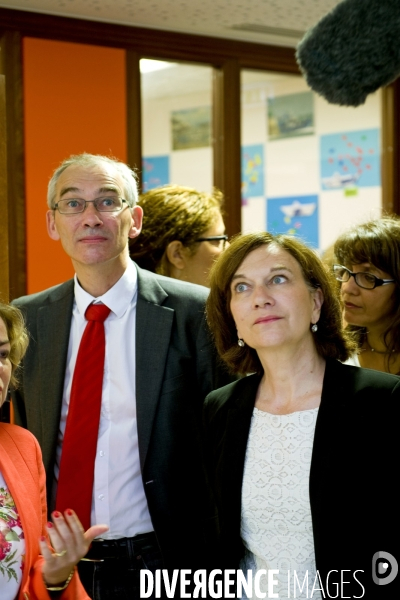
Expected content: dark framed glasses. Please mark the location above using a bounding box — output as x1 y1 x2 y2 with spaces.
196 235 228 249
54 197 127 214
333 264 395 290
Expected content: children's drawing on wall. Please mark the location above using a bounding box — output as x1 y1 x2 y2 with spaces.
320 129 380 195
268 92 314 140
267 195 319 247
171 106 211 150
142 156 170 192
241 145 265 204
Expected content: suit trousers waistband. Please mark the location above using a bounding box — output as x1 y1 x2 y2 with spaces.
83 531 158 561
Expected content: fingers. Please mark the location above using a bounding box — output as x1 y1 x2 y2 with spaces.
85 524 109 544
46 510 89 566
41 510 109 586
56 510 108 546
48 512 82 563
55 509 108 544
48 510 109 559
39 535 55 562
40 526 75 587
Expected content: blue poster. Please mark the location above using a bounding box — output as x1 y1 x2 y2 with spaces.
241 144 265 200
142 155 170 192
267 195 319 248
320 129 380 190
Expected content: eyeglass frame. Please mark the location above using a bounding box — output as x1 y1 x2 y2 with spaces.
333 264 396 290
53 196 128 214
195 235 228 247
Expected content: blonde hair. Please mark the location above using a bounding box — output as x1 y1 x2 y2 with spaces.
0 302 29 388
130 185 224 276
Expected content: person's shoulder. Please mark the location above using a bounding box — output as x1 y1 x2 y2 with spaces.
135 263 209 304
0 423 40 451
12 279 74 309
205 373 260 412
154 271 209 301
160 275 208 298
356 365 400 392
332 358 400 393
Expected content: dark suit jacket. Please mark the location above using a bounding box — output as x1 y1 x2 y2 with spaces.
203 359 399 598
12 263 231 569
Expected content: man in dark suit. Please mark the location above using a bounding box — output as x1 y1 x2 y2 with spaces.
12 153 230 599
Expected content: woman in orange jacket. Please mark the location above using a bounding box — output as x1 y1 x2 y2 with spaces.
0 301 108 600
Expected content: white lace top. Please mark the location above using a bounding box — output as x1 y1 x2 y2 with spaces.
239 407 321 600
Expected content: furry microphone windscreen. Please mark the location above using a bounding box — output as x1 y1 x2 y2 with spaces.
296 0 400 107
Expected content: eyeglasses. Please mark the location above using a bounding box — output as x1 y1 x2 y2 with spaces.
333 264 395 290
196 235 228 249
54 197 128 214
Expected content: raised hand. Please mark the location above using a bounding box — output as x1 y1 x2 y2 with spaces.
40 509 108 587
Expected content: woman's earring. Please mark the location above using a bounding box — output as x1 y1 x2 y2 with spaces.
311 323 318 333
238 338 245 347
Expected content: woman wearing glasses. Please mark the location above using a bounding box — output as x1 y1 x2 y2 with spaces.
333 216 400 374
129 185 228 287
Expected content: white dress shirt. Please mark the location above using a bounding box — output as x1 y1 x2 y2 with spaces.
54 260 153 539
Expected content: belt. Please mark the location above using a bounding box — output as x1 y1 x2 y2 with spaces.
82 531 158 562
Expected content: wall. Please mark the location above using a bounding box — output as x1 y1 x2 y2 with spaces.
241 72 381 253
23 38 127 293
141 62 213 192
141 66 382 253
142 91 213 191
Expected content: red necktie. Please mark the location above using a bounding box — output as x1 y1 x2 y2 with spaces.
56 303 111 529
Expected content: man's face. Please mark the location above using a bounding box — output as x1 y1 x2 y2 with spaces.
46 162 142 270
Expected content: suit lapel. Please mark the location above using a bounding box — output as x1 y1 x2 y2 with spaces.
309 359 347 518
135 267 174 470
36 281 74 472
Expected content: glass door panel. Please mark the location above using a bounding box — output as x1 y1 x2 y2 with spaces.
141 59 213 193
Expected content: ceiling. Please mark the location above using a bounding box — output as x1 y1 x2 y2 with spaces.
141 62 297 101
0 0 343 48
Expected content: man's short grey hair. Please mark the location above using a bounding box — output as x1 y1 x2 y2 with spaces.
47 153 139 210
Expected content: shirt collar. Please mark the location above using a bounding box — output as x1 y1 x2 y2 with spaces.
74 259 138 319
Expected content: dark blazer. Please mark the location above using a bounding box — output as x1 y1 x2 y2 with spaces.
12 263 231 569
204 359 399 598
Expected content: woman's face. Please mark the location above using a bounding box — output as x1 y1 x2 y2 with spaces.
230 245 323 352
341 262 397 331
0 318 12 407
181 211 227 287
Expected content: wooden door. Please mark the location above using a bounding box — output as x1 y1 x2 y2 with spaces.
0 74 9 301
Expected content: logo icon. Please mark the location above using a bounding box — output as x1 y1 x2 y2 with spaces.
372 551 398 585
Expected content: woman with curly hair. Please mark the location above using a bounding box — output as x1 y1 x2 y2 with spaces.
129 185 227 286
334 216 400 374
0 302 107 599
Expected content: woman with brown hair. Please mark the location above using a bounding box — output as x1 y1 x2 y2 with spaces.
129 185 227 286
334 216 400 374
0 302 107 599
203 232 398 600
